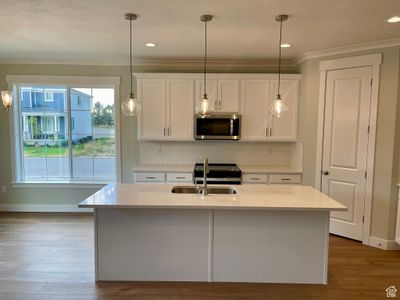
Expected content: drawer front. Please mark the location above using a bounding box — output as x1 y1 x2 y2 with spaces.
242 173 268 184
167 172 193 183
134 172 166 182
269 174 302 184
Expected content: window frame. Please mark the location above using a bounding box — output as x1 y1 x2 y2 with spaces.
44 91 54 102
7 75 121 184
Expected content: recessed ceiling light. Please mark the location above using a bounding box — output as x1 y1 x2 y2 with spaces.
145 42 157 47
387 16 400 23
280 43 292 48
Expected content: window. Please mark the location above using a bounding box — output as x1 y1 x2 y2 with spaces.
9 76 120 183
44 91 54 102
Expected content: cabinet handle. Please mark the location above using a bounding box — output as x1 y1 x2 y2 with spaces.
168 127 171 136
163 127 166 136
219 100 222 109
176 176 185 179
145 176 156 179
281 178 291 181
250 178 260 180
266 128 268 137
269 128 272 136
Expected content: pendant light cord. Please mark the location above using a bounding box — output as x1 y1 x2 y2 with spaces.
277 18 283 97
129 17 133 96
203 20 207 98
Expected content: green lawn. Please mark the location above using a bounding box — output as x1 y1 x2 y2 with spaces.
24 138 115 157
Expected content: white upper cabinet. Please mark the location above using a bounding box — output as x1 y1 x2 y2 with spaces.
167 79 195 140
197 79 240 112
136 73 300 142
240 77 299 141
268 79 299 141
217 80 240 112
138 79 166 140
138 76 195 141
240 80 270 140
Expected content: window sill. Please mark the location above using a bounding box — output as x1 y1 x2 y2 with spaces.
11 181 109 189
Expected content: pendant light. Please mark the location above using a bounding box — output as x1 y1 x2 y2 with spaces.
270 14 289 118
196 14 213 116
1 90 13 111
121 13 141 117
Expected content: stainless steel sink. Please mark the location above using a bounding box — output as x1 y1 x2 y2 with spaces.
171 186 237 195
171 186 199 194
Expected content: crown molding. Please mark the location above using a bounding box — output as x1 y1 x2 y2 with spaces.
132 59 298 72
295 37 400 65
0 58 298 72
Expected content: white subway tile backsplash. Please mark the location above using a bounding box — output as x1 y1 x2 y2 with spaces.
139 142 302 167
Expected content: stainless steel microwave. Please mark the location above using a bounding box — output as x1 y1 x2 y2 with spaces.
194 113 241 140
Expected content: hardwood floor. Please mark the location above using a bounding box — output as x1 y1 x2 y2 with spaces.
0 213 399 300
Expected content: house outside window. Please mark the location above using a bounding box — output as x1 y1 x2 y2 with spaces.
8 75 121 184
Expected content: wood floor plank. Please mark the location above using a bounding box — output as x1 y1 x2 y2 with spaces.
0 212 399 300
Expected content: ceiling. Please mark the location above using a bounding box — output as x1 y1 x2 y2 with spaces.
0 0 399 65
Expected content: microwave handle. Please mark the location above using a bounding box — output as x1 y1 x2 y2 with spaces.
230 119 234 136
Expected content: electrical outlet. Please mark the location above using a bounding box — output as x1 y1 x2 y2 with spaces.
1 185 6 193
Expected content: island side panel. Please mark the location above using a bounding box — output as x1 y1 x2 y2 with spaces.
96 208 210 281
212 210 330 284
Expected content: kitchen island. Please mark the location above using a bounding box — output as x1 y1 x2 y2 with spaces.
79 183 346 284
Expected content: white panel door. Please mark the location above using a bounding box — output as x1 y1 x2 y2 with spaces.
269 79 298 140
197 79 218 111
240 80 269 140
321 66 372 241
139 79 166 140
217 79 240 112
166 79 195 140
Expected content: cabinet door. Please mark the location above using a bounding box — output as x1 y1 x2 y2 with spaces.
134 172 166 183
167 79 195 140
242 173 268 184
196 80 218 111
217 80 240 112
240 80 269 140
138 79 166 140
269 174 302 184
268 79 298 141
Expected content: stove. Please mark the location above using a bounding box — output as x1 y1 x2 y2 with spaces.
193 163 242 185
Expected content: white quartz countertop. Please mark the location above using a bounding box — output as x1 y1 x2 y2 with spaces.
79 183 345 211
131 164 302 174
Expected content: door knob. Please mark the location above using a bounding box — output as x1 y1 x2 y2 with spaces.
322 171 329 175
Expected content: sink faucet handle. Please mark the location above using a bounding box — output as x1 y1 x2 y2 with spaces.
204 157 209 174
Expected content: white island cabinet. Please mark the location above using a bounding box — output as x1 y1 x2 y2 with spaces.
79 183 345 284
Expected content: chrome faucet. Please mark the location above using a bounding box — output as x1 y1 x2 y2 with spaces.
203 157 209 195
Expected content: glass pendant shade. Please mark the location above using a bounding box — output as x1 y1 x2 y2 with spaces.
270 94 288 118
1 90 13 110
121 93 140 117
196 94 213 116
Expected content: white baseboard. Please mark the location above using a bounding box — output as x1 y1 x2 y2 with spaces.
0 203 93 213
368 236 400 250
